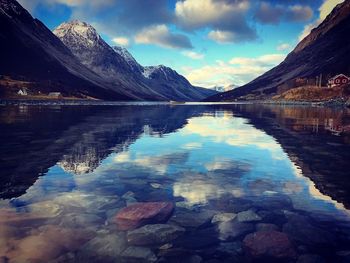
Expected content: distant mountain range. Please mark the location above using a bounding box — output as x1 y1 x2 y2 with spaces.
0 0 216 101
206 0 350 102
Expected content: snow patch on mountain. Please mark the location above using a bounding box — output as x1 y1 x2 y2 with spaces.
54 20 100 48
113 46 143 73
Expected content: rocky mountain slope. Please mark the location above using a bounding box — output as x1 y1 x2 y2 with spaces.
206 0 350 101
0 0 132 100
0 0 215 101
54 20 216 101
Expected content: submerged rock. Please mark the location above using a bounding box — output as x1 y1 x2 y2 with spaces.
243 231 297 260
218 221 255 241
127 224 185 246
237 210 262 222
76 232 126 262
7 225 93 262
174 227 220 249
215 241 242 256
115 202 174 230
58 213 104 228
169 208 215 229
121 246 157 262
211 213 236 224
283 214 336 247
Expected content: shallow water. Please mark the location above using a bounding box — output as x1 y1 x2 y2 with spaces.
1 104 350 262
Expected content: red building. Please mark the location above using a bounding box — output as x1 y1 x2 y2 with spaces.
328 74 350 88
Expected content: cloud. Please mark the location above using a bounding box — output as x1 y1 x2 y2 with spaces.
207 29 255 43
254 2 313 24
286 5 313 22
299 0 344 41
183 53 286 88
175 0 257 44
276 43 292 51
182 51 204 60
135 24 193 49
112 37 130 47
254 2 284 24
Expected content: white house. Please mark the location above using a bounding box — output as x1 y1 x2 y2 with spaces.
17 88 28 96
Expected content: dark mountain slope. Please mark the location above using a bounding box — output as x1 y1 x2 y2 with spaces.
0 0 132 100
206 0 350 101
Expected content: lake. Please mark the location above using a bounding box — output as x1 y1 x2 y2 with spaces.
1 103 350 263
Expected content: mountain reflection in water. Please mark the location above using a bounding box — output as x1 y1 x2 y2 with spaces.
0 104 350 262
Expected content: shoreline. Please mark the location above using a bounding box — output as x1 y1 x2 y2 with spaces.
1 98 349 108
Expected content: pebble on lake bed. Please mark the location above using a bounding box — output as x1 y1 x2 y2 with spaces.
115 202 174 230
237 210 262 222
211 212 237 224
243 231 297 260
127 224 185 246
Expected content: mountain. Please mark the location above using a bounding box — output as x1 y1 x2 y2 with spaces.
206 0 350 101
0 0 132 100
54 20 216 101
143 65 216 100
113 46 144 74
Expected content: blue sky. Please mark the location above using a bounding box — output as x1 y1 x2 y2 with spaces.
19 0 344 89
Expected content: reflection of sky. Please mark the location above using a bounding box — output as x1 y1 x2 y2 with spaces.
11 110 350 221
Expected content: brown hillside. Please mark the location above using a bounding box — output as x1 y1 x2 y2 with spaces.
273 84 350 101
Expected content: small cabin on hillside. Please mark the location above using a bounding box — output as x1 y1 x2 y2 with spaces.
328 74 350 88
17 88 28 96
48 92 62 98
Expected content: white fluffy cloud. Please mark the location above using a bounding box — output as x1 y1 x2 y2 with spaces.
175 0 249 29
134 24 193 49
276 43 292 51
183 53 286 88
299 0 344 41
208 30 235 43
175 0 256 44
182 51 204 60
112 37 130 47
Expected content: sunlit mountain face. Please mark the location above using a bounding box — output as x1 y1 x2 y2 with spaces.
17 0 344 89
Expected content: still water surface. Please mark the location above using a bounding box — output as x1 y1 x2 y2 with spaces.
1 104 350 262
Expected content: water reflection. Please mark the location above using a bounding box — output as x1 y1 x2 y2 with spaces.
1 104 350 262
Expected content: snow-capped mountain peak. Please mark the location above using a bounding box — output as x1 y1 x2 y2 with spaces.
54 20 100 47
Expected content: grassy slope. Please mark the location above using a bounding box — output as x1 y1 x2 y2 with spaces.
273 84 350 102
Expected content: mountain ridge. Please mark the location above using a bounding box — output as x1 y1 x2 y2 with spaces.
205 0 350 102
0 0 133 100
0 0 216 101
53 20 216 101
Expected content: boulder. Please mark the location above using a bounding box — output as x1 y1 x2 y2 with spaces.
6 225 93 262
127 224 185 246
211 213 236 224
283 214 336 247
169 208 215 229
76 232 127 262
237 210 262 222
121 246 157 262
243 231 297 260
115 202 174 230
218 221 255 241
174 227 220 249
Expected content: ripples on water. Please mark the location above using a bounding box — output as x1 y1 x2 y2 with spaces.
0 104 350 262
